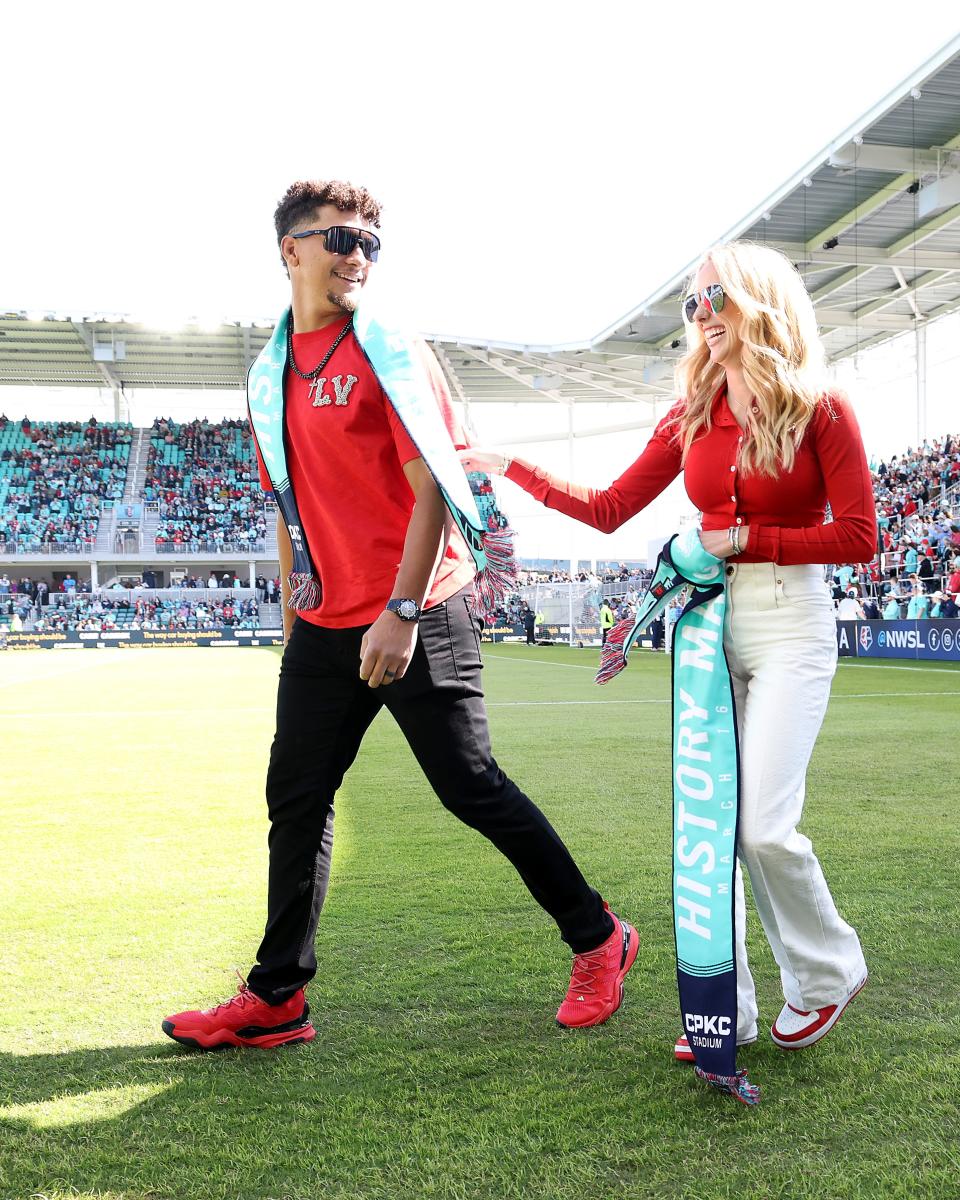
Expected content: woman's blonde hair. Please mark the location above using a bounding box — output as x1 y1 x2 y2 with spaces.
675 241 827 476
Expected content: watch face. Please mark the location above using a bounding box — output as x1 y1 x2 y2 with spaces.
398 599 418 620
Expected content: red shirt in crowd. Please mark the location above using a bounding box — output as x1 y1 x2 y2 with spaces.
254 316 474 627
506 385 877 565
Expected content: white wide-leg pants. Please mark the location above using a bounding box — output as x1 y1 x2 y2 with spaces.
722 561 867 1034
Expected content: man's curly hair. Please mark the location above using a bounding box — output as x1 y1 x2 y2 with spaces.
274 179 382 269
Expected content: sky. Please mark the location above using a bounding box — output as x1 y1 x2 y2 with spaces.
3 3 960 561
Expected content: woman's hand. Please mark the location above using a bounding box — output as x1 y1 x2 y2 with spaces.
458 447 509 475
699 527 751 558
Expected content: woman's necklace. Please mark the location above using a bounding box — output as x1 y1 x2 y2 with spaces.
287 317 354 402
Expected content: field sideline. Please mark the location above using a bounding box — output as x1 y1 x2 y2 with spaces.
1 644 958 1200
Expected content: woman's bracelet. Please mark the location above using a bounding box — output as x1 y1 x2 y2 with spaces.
496 454 510 476
728 525 741 556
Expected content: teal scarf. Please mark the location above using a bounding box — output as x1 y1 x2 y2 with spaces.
247 306 515 615
598 529 759 1106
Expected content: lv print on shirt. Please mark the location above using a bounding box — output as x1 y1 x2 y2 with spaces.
310 374 359 407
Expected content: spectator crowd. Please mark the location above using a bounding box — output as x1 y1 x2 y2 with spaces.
145 418 267 552
3 412 960 634
0 416 131 551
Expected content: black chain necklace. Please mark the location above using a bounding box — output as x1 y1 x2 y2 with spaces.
287 316 354 401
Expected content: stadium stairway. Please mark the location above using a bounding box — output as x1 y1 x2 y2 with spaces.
93 512 115 554
123 428 150 502
92 427 149 553
264 499 279 558
141 504 160 546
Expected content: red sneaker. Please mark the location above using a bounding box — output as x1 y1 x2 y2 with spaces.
770 975 867 1050
556 911 639 1028
162 973 316 1050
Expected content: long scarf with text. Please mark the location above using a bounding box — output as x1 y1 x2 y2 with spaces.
597 528 759 1106
247 306 516 615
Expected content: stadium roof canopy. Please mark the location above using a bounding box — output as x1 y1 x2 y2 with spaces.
2 34 960 411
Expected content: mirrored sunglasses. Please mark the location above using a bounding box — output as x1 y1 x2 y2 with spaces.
682 283 725 323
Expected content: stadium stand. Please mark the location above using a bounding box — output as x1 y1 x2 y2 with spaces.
0 416 131 552
144 418 267 553
2 405 958 639
32 592 262 633
846 433 960 607
468 471 509 534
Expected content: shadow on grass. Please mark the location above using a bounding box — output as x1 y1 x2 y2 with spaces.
2 985 958 1200
0 1020 669 1200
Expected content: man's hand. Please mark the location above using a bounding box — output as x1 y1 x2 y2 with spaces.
359 610 418 688
699 527 751 559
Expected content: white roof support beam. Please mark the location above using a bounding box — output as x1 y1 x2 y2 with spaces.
809 265 876 305
494 349 668 401
456 346 572 407
70 322 123 393
827 330 897 364
884 201 960 255
805 131 960 252
892 267 923 319
497 417 657 446
596 339 681 359
547 355 674 396
782 243 960 271
827 142 948 174
853 269 949 320
816 308 915 331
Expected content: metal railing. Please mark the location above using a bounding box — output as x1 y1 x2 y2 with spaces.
154 540 266 554
0 540 97 555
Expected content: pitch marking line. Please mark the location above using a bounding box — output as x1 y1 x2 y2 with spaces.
486 654 960 677
484 654 600 670
4 691 957 719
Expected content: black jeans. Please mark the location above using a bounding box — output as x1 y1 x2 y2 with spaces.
247 587 611 1003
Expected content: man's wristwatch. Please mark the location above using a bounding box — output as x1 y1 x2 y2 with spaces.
386 598 421 622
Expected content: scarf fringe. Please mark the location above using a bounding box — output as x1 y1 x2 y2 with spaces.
595 616 636 685
471 526 519 616
694 1066 761 1107
287 572 322 612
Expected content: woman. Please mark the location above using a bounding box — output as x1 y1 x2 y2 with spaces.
460 241 875 1061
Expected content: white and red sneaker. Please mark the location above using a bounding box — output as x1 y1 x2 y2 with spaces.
770 974 868 1050
674 1028 757 1063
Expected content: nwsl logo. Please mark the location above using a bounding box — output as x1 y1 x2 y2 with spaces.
859 625 873 653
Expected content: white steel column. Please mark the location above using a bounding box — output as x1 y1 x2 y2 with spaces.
568 408 576 646
915 323 927 445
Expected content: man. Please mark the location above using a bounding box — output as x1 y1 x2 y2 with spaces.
837 589 865 621
163 179 637 1051
599 599 615 644
522 604 536 645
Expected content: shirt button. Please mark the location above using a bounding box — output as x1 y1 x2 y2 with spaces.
726 566 734 576
736 518 743 525
730 495 736 502
776 578 783 585
729 465 736 472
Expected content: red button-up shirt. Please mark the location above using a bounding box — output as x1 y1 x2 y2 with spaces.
505 387 877 565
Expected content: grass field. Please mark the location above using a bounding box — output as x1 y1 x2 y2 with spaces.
1 642 959 1200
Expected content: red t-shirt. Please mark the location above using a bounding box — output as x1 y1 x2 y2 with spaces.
254 317 475 627
506 385 877 566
